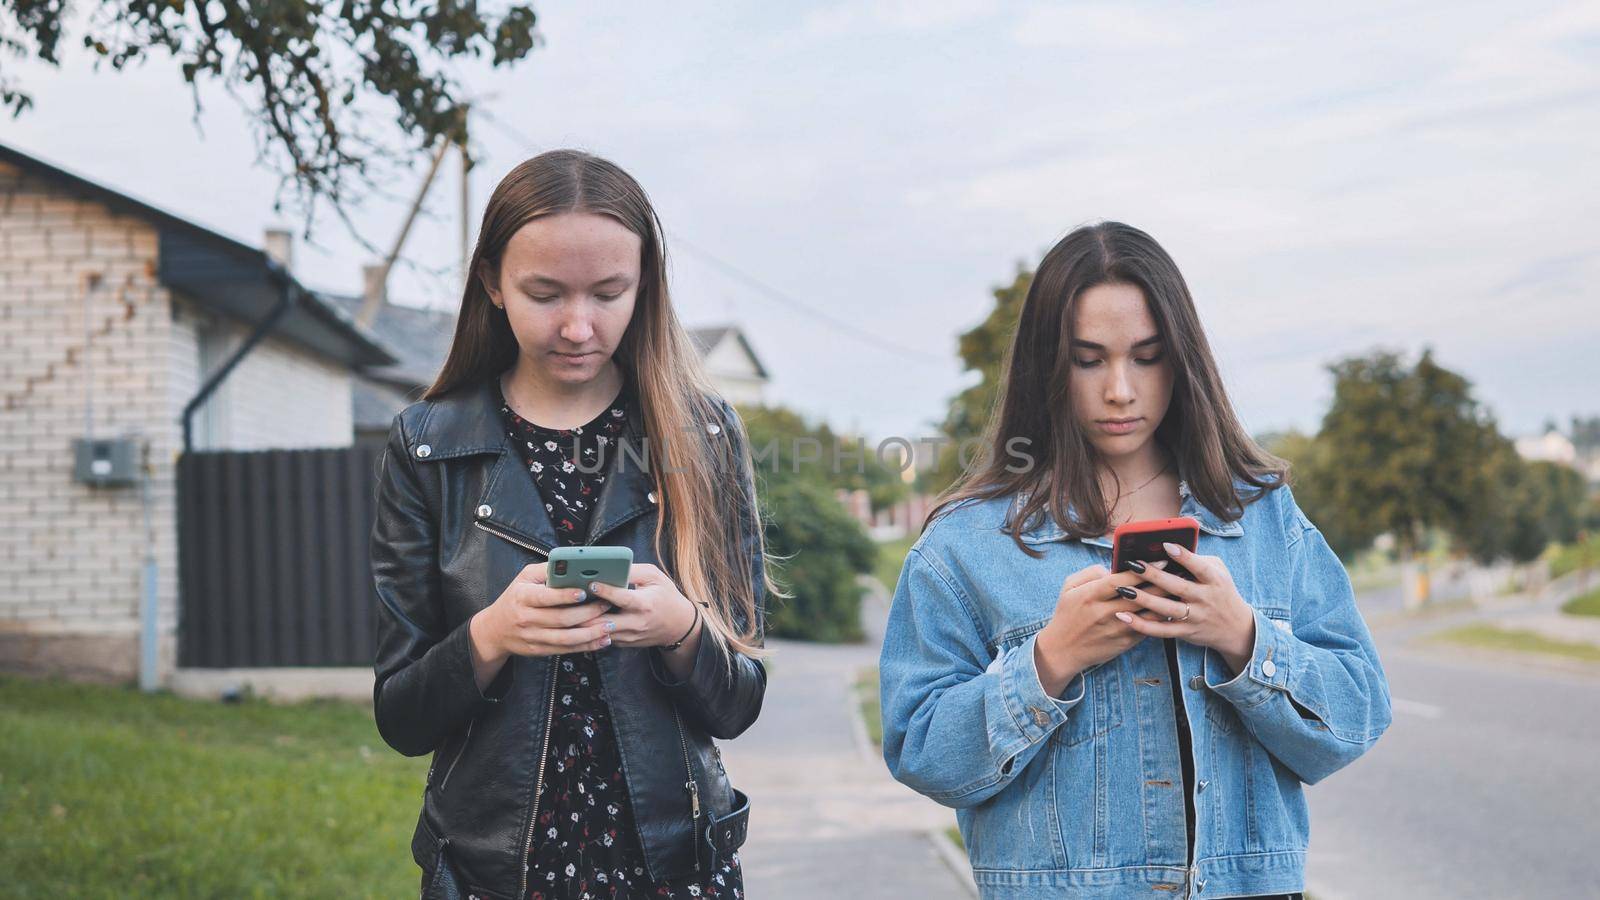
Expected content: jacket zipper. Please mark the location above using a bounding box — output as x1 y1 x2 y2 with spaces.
473 519 551 558
437 720 473 791
671 703 702 869
472 518 558 898
520 655 560 898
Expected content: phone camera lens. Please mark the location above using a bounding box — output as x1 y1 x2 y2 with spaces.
554 560 568 576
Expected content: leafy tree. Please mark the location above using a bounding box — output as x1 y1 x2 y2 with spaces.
739 404 880 642
1264 429 1372 561
1 0 538 223
739 404 908 510
919 265 1032 496
759 478 875 643
1314 349 1500 559
1571 415 1600 454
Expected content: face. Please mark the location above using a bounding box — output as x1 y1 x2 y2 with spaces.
484 211 642 387
1067 282 1175 461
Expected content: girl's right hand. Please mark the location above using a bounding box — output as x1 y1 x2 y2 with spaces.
472 563 616 659
1033 563 1167 696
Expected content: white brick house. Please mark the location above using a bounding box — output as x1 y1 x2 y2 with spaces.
0 143 394 685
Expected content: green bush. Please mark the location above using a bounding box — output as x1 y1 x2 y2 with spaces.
761 478 875 642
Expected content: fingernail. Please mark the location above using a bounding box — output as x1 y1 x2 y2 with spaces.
1162 542 1183 557
1153 560 1170 568
1115 612 1134 623
1115 586 1137 599
573 590 586 603
605 620 616 632
589 582 601 593
600 636 612 648
1126 560 1147 574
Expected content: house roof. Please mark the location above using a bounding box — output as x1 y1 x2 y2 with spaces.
318 292 457 391
0 142 395 370
688 325 770 380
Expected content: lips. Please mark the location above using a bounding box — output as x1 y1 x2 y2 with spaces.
1096 417 1142 435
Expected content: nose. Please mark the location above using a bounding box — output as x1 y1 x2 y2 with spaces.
1104 361 1136 406
558 308 594 345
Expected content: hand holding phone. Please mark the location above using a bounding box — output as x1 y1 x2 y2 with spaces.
1112 517 1201 582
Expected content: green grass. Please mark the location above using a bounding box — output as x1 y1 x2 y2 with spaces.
0 674 428 898
945 825 964 850
1561 586 1600 618
1431 623 1600 664
854 666 882 747
1547 535 1600 581
872 533 919 594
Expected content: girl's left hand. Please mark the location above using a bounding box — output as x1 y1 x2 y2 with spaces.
1115 543 1257 674
583 563 700 650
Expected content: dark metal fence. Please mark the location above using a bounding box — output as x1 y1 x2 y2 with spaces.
176 440 386 668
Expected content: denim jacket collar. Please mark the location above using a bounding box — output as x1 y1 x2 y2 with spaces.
1011 477 1245 548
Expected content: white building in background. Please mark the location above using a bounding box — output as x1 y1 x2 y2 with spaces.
688 325 770 407
1515 429 1577 465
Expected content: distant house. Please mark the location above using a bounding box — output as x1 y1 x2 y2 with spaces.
0 142 392 683
1515 427 1600 488
1515 429 1577 466
688 325 770 407
318 291 458 444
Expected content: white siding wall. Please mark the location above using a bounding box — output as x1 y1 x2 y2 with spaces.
169 302 353 451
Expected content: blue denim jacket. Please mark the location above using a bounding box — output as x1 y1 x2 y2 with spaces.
879 481 1391 899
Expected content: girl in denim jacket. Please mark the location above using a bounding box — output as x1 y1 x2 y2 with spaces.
880 222 1392 899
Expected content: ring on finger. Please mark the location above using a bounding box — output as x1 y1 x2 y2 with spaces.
1178 602 1191 621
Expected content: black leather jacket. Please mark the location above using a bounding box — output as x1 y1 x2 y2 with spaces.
370 378 765 900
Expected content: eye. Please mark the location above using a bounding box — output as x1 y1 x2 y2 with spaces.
1135 353 1165 366
1073 358 1102 368
527 293 559 303
596 292 623 302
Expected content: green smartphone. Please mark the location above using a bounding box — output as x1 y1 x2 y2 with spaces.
547 545 633 591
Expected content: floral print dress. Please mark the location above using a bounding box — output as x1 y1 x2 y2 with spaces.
499 380 744 900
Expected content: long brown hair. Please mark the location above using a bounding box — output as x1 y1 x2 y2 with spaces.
931 221 1289 556
425 149 770 656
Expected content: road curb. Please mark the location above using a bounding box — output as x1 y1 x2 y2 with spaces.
925 827 979 898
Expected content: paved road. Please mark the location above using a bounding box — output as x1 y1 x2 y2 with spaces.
719 583 973 900
1306 585 1600 899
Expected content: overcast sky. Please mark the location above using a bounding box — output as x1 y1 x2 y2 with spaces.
6 1 1597 442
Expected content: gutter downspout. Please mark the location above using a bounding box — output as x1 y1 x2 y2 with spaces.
181 264 298 453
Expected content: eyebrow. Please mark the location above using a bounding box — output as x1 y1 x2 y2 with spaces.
1070 335 1164 351
514 273 632 291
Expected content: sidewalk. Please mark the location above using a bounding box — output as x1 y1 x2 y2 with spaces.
1368 570 1600 672
721 582 973 899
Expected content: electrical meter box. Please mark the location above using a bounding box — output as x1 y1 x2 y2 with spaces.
73 437 139 486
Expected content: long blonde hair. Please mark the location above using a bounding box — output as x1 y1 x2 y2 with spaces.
425 150 770 657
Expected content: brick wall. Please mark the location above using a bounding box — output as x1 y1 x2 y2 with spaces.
0 160 356 684
0 159 177 682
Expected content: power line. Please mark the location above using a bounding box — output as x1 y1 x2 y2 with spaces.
473 107 950 367
669 234 950 366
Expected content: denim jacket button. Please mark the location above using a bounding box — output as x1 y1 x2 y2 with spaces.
1030 707 1049 728
1261 659 1277 678
1188 674 1204 690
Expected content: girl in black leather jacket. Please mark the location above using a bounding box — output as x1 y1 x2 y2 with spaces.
370 150 773 900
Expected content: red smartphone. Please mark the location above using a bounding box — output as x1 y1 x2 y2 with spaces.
1111 516 1201 582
